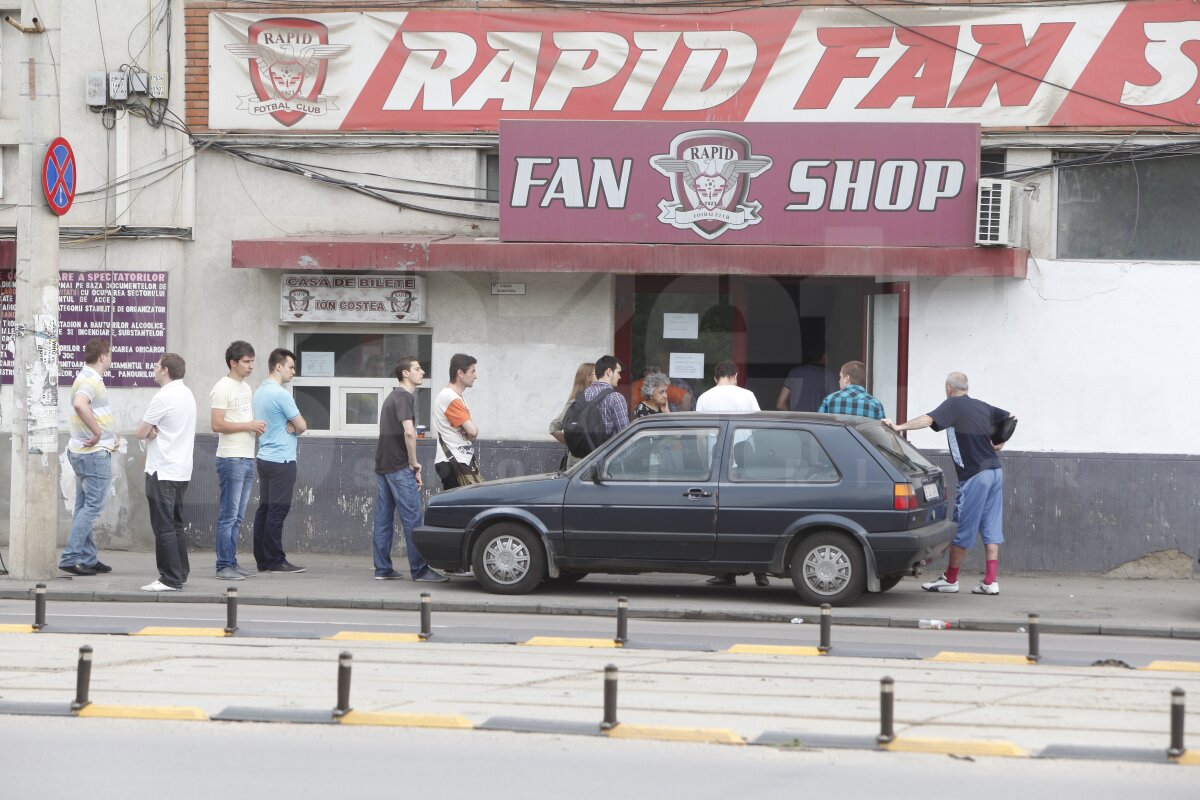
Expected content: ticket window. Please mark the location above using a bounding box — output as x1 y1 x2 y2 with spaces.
290 330 432 435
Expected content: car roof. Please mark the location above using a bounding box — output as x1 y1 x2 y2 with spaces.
630 411 880 428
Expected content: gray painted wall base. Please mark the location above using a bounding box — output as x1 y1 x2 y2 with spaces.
0 434 1196 574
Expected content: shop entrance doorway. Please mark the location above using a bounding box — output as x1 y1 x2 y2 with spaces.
616 276 907 421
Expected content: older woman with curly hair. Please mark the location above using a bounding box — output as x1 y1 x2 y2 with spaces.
634 373 672 419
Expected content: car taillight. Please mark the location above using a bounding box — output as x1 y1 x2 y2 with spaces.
894 483 918 510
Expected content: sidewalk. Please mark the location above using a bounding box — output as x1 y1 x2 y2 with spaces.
2 549 1197 638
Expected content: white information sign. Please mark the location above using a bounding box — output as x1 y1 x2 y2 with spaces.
663 313 699 339
302 351 336 377
669 352 705 379
281 274 425 324
491 283 526 295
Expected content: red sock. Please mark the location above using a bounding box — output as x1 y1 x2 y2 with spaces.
945 566 960 584
984 560 998 584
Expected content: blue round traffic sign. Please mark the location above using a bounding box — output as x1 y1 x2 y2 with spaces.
42 137 76 216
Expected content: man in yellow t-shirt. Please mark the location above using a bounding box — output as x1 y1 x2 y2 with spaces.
60 338 117 576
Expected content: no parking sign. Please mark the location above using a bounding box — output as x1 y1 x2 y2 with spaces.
42 137 76 216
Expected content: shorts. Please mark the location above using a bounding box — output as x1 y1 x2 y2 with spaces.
951 468 1004 549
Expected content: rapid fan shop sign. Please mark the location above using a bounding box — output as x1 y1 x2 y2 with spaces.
500 121 980 247
210 2 1200 131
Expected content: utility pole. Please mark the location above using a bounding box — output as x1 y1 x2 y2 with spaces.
8 1 60 579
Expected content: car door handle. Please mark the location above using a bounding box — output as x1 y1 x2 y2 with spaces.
684 488 712 498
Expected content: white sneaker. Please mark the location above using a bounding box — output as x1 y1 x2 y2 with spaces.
921 575 959 593
972 581 1000 596
141 579 179 593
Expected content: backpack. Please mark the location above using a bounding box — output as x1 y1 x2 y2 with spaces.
562 387 615 458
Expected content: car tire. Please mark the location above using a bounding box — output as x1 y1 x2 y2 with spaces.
547 571 589 585
472 523 546 595
790 531 867 606
878 574 904 593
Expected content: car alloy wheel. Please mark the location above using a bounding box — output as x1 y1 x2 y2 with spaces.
471 522 546 595
483 534 531 586
803 544 853 596
790 530 866 606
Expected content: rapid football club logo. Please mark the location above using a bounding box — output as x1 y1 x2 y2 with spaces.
651 131 773 240
225 17 349 127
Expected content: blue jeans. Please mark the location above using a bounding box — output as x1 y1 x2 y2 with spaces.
214 457 255 570
253 459 297 570
61 450 112 567
372 469 427 578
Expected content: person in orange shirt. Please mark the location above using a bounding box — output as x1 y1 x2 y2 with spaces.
433 353 482 491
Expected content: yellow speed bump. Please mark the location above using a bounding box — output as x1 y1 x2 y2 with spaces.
132 627 229 638
1144 661 1200 673
327 632 423 643
726 644 822 656
883 737 1026 758
523 637 621 649
605 724 744 745
1173 750 1200 766
929 652 1033 666
76 704 208 721
337 711 473 729
0 624 35 634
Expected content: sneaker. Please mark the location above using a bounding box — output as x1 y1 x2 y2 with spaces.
754 573 770 587
59 564 97 576
233 565 257 577
141 580 179 593
706 574 736 587
86 561 113 574
445 569 474 578
414 569 449 583
972 581 1000 596
267 561 306 573
215 567 245 581
374 570 405 580
921 575 959 593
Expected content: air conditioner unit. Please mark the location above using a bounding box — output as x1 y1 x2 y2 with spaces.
975 179 1020 247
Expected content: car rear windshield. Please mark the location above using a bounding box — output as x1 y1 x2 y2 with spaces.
856 423 938 477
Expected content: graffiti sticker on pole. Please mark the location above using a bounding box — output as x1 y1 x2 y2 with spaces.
42 137 76 216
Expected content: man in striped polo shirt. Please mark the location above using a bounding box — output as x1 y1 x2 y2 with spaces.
59 338 118 576
818 361 886 420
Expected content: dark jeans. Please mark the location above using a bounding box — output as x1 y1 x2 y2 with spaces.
253 459 297 570
146 473 190 589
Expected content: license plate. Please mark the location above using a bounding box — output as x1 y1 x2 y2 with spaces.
923 483 939 501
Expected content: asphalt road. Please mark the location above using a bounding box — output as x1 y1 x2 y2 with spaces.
1 717 1195 799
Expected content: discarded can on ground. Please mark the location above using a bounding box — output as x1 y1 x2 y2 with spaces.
918 619 951 630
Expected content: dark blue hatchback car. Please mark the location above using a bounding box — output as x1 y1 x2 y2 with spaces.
414 412 955 605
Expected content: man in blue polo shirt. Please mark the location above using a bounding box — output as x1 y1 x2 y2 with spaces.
252 348 308 573
886 371 1011 595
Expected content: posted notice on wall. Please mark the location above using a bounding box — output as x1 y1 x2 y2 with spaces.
669 352 705 379
663 312 698 339
1 270 168 388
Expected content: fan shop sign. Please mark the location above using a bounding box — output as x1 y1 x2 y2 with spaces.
500 121 979 247
210 3 1200 131
281 274 425 324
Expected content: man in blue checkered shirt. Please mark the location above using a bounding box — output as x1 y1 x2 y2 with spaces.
818 361 885 419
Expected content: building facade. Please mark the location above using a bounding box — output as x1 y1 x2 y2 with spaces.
1 0 1197 576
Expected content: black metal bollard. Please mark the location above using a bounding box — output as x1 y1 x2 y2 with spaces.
877 676 895 745
818 603 832 653
1168 687 1186 758
33 583 46 631
419 592 432 640
615 597 628 645
224 588 239 635
1027 613 1040 663
334 652 353 718
71 645 93 711
601 664 619 730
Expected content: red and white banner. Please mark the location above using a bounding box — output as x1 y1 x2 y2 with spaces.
208 3 1200 131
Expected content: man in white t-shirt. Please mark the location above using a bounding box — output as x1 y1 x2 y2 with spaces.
210 341 267 580
433 353 482 491
137 354 198 592
695 360 768 588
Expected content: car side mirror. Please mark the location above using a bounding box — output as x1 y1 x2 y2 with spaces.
581 464 603 484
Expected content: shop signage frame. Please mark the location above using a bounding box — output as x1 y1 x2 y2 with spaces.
280 273 426 324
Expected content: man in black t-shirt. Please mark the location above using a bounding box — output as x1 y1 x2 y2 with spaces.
372 356 447 583
886 372 1010 595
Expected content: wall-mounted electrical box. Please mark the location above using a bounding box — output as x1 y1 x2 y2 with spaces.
107 71 129 101
148 73 167 99
86 71 107 107
128 71 149 94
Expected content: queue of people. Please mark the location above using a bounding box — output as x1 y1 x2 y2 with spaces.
59 340 1008 598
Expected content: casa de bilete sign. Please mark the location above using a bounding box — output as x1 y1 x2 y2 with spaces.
209 2 1200 131
500 121 979 247
281 274 426 324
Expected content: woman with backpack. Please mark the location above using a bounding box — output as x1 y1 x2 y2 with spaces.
549 362 595 470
